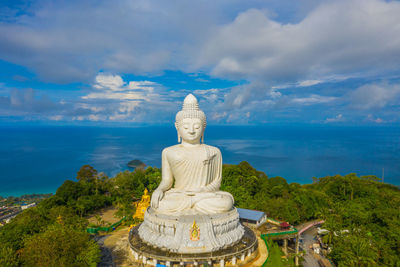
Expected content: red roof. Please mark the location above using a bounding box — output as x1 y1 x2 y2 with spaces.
280 222 290 228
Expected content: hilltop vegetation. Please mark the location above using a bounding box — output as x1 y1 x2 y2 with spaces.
0 164 161 267
0 162 399 266
221 162 400 266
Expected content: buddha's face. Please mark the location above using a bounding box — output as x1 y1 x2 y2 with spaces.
176 118 204 144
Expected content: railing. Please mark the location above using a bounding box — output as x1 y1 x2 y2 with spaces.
297 220 325 235
261 219 299 266
87 216 126 234
260 235 270 266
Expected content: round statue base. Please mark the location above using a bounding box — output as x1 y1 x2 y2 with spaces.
138 208 245 253
129 225 258 266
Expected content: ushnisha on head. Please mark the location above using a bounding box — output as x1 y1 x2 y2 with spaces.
175 94 207 144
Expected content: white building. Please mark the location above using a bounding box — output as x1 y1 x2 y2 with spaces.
21 203 36 210
237 208 267 227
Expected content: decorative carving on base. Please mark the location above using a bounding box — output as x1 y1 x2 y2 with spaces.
130 224 257 266
138 207 245 253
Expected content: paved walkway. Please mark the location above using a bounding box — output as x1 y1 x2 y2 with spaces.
96 226 138 267
301 228 320 267
95 235 114 267
242 236 268 267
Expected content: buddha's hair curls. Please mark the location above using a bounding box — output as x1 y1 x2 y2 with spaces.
175 94 207 128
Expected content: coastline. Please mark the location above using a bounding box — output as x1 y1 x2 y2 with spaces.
2 176 398 199
1 125 399 196
0 188 56 199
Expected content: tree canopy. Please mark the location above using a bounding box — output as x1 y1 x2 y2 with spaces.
1 162 399 266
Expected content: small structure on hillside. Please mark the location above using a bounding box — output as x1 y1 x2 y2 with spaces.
237 208 267 227
133 188 150 220
259 218 300 266
280 221 291 230
21 203 36 210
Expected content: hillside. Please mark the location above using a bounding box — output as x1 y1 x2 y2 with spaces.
0 162 399 266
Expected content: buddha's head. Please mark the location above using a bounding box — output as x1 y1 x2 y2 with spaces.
175 94 206 144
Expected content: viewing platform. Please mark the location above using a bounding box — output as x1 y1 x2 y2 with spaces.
129 224 258 266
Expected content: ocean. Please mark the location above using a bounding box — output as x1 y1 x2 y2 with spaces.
0 125 399 197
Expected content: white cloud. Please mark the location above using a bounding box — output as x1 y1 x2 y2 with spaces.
195 78 210 83
73 73 169 122
366 114 384 123
269 89 281 99
48 115 63 121
88 114 103 121
194 88 219 95
73 116 84 121
199 0 400 82
297 80 322 87
291 94 336 105
2 0 400 124
94 74 125 91
83 73 160 101
118 102 140 113
211 112 227 121
193 88 224 103
128 81 156 92
271 75 352 90
349 82 400 109
82 92 148 101
1 0 400 86
325 114 344 123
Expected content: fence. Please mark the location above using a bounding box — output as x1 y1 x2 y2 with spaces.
261 226 299 266
87 216 126 234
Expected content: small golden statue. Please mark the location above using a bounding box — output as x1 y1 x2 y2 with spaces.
133 188 150 220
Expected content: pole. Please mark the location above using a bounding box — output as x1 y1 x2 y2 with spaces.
295 235 299 266
283 239 288 256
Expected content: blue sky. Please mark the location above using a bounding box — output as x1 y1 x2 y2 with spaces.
1 0 400 125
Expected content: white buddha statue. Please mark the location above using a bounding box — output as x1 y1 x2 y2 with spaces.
138 94 245 253
150 94 234 215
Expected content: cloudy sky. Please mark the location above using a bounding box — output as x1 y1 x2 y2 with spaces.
1 0 400 125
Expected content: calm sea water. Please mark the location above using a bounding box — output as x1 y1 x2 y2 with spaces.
0 125 399 197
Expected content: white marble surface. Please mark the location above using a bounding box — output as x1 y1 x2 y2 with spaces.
150 94 234 215
140 94 244 253
138 207 244 253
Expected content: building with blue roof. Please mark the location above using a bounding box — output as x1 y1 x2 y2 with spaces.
237 208 267 227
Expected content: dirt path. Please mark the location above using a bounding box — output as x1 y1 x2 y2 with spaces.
88 206 120 226
96 235 114 267
97 226 137 267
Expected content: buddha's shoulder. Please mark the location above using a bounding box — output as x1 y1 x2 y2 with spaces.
203 144 221 154
162 144 221 154
162 145 180 155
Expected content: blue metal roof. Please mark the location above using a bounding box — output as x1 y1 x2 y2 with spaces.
237 208 265 222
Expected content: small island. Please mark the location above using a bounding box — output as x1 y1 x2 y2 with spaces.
127 159 146 169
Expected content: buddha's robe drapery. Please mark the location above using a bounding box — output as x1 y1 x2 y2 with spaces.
156 144 234 215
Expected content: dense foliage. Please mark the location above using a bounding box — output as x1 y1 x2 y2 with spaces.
0 165 161 266
1 162 399 266
221 162 400 266
264 238 296 267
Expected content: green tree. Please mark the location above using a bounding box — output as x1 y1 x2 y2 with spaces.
0 243 19 267
21 224 100 267
77 165 98 182
331 232 378 267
